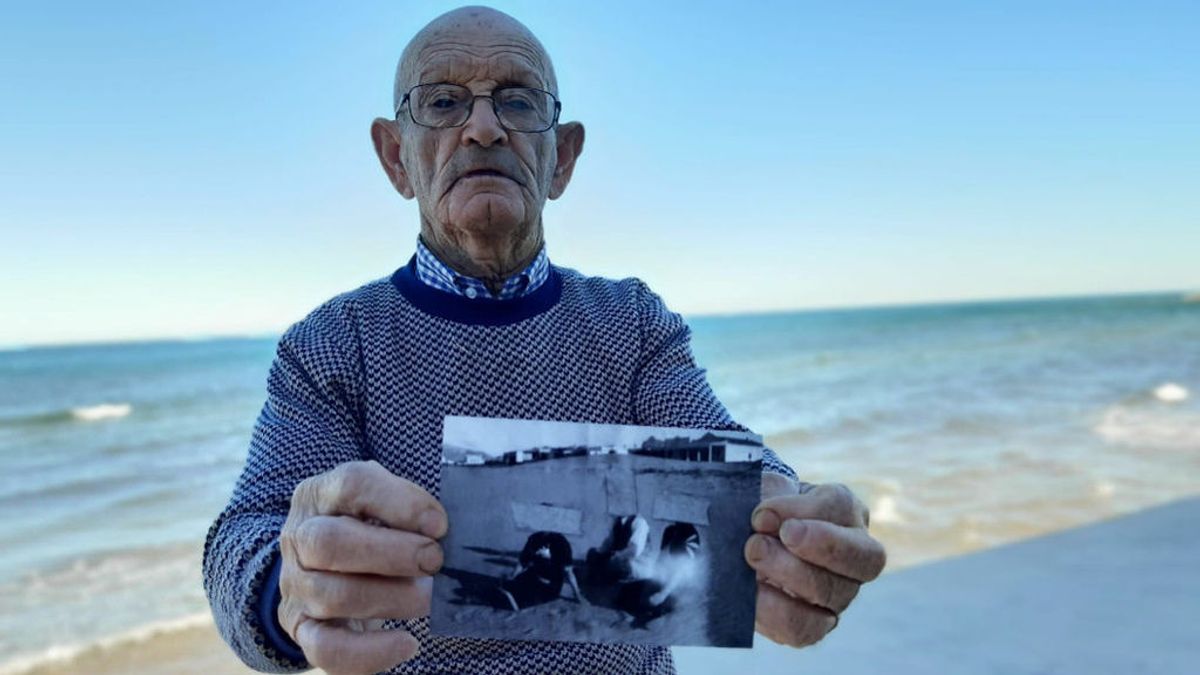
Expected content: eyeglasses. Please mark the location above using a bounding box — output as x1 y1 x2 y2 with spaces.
396 82 561 133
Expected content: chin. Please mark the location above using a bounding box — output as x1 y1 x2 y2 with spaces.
447 193 529 237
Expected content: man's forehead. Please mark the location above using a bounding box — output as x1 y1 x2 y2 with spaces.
414 43 549 88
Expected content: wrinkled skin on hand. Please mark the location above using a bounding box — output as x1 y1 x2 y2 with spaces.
277 460 448 675
745 474 887 647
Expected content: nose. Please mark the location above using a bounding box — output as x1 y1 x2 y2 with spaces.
459 97 508 148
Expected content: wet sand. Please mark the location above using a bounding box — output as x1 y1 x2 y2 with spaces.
7 621 252 675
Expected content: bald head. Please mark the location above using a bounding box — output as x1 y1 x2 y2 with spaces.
393 6 558 112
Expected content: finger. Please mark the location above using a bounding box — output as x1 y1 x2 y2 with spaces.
287 568 432 621
302 461 447 537
754 582 837 648
778 519 887 582
745 533 861 613
752 483 867 533
295 618 419 675
761 472 800 500
293 515 443 576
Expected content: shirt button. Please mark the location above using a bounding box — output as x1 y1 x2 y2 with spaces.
465 287 478 299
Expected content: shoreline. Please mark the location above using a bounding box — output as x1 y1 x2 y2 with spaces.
7 496 1197 675
0 614 250 675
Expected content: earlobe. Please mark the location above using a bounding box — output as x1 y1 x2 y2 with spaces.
549 121 585 200
370 118 415 199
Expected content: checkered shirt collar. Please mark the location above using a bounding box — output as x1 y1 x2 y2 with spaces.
413 237 549 300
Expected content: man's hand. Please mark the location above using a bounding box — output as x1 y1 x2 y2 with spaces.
278 460 448 675
744 474 886 648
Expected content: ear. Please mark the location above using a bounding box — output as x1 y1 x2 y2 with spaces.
370 117 415 199
548 121 585 200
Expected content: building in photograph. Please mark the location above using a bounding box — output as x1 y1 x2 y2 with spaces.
633 433 760 463
487 445 591 465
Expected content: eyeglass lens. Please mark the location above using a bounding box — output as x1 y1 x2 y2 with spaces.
409 84 556 131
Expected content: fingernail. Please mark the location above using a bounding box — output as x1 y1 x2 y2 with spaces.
780 519 806 547
745 534 769 564
418 509 447 538
417 543 443 574
752 508 781 533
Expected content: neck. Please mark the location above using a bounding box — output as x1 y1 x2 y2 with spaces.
419 221 543 295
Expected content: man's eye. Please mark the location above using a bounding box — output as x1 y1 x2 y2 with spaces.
498 93 538 112
430 97 460 109
502 99 533 112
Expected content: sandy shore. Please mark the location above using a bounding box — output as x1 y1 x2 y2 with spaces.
6 620 253 675
10 497 1196 675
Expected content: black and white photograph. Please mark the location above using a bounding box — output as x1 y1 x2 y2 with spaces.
430 416 764 648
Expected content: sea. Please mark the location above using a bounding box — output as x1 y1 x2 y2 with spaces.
1 292 1198 673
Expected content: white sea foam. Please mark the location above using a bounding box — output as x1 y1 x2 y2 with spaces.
1092 479 1116 499
871 494 906 525
1153 382 1189 403
69 402 132 421
0 612 212 675
1094 405 1200 450
10 541 199 598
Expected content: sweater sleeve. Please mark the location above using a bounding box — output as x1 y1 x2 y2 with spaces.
202 300 369 672
630 280 799 481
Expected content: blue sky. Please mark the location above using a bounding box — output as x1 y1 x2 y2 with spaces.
1 1 1197 347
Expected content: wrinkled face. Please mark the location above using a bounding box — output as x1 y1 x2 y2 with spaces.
398 27 559 250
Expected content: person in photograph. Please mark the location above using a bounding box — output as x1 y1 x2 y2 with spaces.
497 530 585 611
611 521 702 630
647 522 702 608
585 515 655 587
203 5 887 674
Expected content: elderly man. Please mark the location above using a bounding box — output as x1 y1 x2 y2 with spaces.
203 6 885 674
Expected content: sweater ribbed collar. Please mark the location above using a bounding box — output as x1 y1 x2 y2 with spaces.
391 256 563 326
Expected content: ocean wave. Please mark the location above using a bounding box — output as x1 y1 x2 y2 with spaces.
870 494 907 525
0 613 212 675
0 403 132 427
1093 405 1200 450
1153 382 1189 403
1 541 201 602
70 403 132 421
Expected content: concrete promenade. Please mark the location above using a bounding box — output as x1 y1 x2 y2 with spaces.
675 497 1199 674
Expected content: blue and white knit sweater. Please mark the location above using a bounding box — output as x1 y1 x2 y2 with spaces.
203 257 797 674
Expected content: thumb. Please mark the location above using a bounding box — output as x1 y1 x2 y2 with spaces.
761 472 802 500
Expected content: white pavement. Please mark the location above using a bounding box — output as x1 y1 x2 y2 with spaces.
674 497 1199 674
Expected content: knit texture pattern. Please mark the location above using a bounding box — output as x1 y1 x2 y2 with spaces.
203 265 797 674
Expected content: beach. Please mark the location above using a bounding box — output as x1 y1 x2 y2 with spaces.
2 617 245 675
12 497 1199 674
1 292 1198 673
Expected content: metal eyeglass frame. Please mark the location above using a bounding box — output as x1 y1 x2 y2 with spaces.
395 82 562 133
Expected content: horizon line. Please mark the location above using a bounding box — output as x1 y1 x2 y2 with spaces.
1 287 1195 353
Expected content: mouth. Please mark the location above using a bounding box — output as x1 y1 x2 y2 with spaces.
461 168 512 180
442 164 524 198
